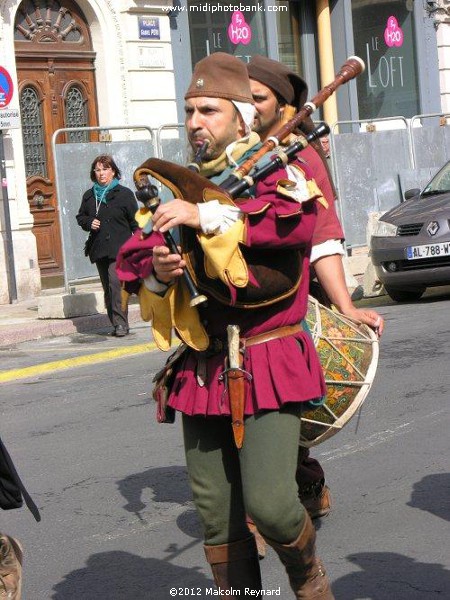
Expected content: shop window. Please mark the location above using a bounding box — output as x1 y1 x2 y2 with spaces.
352 0 419 119
187 0 267 65
276 1 303 75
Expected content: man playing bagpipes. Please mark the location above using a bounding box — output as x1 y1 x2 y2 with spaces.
117 52 337 598
245 55 384 555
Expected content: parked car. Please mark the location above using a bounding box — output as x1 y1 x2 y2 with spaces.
370 161 450 302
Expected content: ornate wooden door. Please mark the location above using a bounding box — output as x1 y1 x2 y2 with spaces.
14 0 99 278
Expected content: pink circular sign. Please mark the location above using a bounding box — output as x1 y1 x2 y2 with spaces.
384 16 404 48
228 11 252 46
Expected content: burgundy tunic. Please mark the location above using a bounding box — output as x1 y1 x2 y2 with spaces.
117 163 327 416
299 145 344 246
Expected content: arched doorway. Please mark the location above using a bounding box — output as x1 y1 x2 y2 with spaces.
14 0 99 283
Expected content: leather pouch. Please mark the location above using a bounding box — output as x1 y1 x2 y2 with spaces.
152 344 187 423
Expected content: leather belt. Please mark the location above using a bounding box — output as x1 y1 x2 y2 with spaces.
199 323 303 357
244 323 303 347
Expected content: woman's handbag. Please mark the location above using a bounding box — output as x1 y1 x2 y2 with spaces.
84 233 94 257
84 208 100 257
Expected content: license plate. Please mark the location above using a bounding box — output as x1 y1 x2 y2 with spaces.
406 242 450 260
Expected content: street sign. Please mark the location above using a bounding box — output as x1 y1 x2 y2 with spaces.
0 67 18 300
0 67 14 109
0 108 20 130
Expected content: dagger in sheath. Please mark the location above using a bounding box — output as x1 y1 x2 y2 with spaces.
224 324 252 449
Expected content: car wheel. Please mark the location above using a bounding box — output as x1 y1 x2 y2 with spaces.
384 286 426 302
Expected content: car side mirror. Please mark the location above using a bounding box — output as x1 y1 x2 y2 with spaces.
403 188 420 201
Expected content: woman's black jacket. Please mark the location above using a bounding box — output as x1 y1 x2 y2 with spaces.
76 184 139 264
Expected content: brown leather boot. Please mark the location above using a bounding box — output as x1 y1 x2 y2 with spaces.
264 514 334 600
300 483 332 520
0 534 23 600
204 535 262 596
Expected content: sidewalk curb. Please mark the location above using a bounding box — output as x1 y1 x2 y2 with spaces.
0 305 142 348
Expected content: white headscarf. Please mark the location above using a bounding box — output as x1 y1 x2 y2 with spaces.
232 100 256 135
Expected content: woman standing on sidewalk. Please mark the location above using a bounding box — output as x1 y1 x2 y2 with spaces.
76 155 138 337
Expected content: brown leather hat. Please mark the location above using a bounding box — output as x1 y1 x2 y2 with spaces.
247 55 308 109
185 52 254 103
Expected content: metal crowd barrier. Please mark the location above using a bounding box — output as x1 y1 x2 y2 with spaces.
52 125 155 291
53 114 450 288
330 114 450 249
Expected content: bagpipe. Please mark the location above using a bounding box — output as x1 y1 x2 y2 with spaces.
127 56 379 446
133 56 365 310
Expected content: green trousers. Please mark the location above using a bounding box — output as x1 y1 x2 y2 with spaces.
182 405 306 546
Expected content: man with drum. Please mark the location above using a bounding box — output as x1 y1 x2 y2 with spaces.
246 55 384 549
117 52 335 598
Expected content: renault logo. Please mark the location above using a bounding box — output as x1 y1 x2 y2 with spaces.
427 221 439 236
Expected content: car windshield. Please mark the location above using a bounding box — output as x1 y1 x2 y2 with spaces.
421 161 450 196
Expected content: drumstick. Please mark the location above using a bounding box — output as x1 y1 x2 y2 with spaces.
374 317 382 337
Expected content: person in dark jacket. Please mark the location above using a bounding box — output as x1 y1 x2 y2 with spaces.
1 434 41 599
77 155 138 336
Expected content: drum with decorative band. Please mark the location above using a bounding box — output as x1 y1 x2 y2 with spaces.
300 295 380 447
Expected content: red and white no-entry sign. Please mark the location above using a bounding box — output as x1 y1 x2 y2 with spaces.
0 67 14 109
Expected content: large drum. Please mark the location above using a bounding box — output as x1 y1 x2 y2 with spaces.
300 296 379 447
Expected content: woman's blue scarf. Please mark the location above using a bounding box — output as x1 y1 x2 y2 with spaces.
93 178 120 203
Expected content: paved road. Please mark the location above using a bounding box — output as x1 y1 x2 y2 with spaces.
1 293 449 599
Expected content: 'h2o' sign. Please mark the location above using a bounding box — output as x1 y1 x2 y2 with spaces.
384 16 403 48
228 11 252 46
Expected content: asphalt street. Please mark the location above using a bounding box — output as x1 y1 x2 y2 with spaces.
0 292 449 599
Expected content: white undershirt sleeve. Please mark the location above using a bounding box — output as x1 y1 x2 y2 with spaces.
143 273 172 294
198 200 243 234
310 239 345 264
